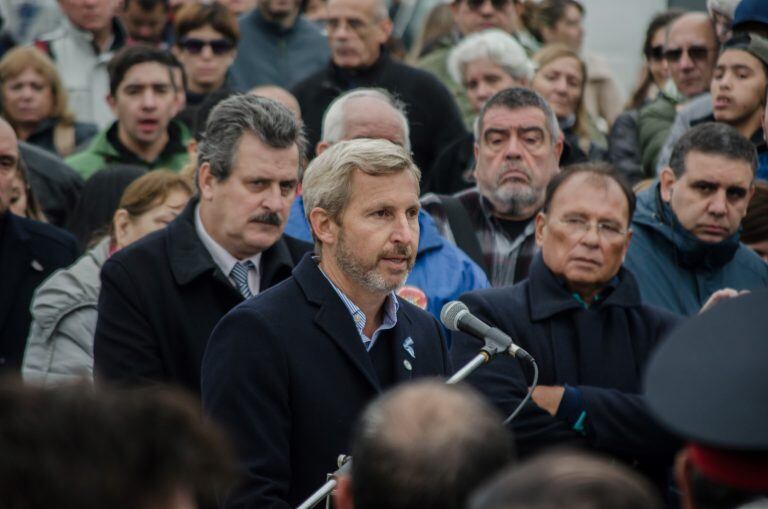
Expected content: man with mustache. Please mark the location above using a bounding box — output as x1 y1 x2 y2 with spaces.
93 94 312 396
625 122 768 316
422 87 563 287
202 138 451 509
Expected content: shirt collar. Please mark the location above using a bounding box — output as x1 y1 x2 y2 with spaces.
195 203 261 277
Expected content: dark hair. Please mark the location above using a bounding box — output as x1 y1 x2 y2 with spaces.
542 162 636 224
193 88 235 141
470 450 662 509
174 1 239 43
124 0 169 12
107 45 177 96
628 9 686 110
476 87 561 143
524 0 584 42
688 462 768 509
350 381 514 509
0 381 237 509
742 180 768 244
668 122 758 178
198 94 307 182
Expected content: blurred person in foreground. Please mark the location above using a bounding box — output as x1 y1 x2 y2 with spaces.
202 138 451 508
23 170 193 386
451 163 681 489
0 381 236 509
334 381 514 509
0 46 97 157
470 450 662 509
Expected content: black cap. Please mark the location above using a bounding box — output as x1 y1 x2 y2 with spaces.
721 32 768 69
644 289 768 451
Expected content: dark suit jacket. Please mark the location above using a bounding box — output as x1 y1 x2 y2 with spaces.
93 200 311 395
201 254 452 509
451 254 681 481
0 212 78 373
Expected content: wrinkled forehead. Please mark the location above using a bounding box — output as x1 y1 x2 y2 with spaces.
481 105 550 136
327 0 379 20
681 151 755 186
551 173 631 221
667 16 716 48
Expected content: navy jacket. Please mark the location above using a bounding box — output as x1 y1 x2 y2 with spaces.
202 254 452 509
625 185 768 315
0 212 78 373
451 254 680 478
94 200 311 395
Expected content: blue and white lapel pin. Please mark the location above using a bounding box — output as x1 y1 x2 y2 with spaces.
402 337 415 359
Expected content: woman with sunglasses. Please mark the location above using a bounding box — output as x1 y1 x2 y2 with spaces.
608 9 685 185
172 2 238 116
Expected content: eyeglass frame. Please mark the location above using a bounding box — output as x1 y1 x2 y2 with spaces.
662 45 716 64
464 0 514 11
552 215 629 241
177 37 235 55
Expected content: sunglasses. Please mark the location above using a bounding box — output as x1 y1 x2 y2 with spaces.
465 0 512 10
645 45 664 61
178 37 235 55
663 45 713 63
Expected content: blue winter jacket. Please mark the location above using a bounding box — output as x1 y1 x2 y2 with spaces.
286 197 490 333
624 184 768 315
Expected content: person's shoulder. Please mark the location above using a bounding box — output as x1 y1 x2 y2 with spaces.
105 226 169 269
13 215 77 250
731 244 768 278
291 65 330 94
461 284 524 313
280 233 314 261
294 16 326 38
639 95 675 120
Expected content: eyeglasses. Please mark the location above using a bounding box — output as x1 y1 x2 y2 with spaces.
178 37 235 55
663 45 714 63
644 44 664 61
558 217 627 240
465 0 513 11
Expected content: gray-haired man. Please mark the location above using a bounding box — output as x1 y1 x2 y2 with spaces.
94 94 312 396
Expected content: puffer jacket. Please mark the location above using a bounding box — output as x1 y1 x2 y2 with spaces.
22 237 110 385
624 185 768 316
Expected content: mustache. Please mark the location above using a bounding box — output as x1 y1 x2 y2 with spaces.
382 244 415 261
249 212 283 226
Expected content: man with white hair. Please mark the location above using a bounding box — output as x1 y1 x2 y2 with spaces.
285 87 489 325
202 138 451 509
291 0 466 181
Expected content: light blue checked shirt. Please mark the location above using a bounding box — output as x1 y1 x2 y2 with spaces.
318 264 399 352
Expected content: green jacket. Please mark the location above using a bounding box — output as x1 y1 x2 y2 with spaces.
66 121 191 179
637 94 677 180
418 39 476 130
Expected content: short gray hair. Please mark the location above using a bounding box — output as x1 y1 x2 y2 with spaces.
302 138 420 248
475 87 561 143
197 94 307 181
320 88 411 152
447 29 535 87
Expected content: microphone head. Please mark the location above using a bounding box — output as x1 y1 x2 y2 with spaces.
440 300 469 331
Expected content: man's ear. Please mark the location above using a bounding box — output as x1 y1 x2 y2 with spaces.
333 475 355 509
553 133 564 162
659 167 677 202
198 162 215 200
107 93 118 116
674 448 697 509
316 140 331 156
534 211 547 247
309 207 338 247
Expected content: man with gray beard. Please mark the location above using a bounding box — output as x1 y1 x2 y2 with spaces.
423 87 563 287
202 138 451 509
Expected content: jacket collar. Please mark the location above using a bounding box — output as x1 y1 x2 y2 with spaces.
327 49 390 89
167 198 297 289
293 253 415 392
527 252 642 321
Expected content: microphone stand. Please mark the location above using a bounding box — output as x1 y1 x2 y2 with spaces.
295 338 515 509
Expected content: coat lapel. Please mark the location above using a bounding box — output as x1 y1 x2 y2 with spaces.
390 308 415 383
294 255 381 393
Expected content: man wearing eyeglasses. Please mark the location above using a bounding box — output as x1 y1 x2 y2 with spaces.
291 0 466 180
451 162 681 489
228 0 329 90
417 0 530 128
626 122 768 316
66 45 190 179
638 12 719 177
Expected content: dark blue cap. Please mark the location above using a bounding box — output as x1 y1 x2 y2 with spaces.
733 0 768 31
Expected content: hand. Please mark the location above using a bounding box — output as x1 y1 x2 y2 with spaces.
531 385 565 416
700 288 749 314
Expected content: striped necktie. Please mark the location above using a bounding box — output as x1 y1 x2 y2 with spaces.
230 260 255 299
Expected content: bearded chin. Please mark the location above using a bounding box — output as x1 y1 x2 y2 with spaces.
490 185 541 216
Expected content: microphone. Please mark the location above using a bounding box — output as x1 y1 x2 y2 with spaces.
441 301 532 362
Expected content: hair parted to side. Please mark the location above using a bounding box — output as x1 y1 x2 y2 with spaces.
321 88 411 152
476 87 561 142
197 94 307 182
302 138 420 248
668 122 757 178
350 381 514 509
447 29 535 87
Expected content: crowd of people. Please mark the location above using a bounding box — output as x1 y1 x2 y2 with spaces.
1 0 768 508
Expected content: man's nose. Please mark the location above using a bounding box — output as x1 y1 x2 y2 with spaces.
678 48 696 70
262 184 286 212
707 190 728 216
390 213 416 245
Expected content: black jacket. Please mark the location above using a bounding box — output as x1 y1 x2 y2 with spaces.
202 254 452 509
93 200 311 395
451 254 681 480
291 52 466 181
608 109 644 185
0 212 78 373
